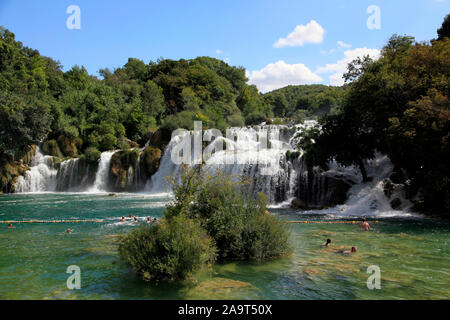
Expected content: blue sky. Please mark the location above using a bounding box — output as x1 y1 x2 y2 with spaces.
0 0 448 91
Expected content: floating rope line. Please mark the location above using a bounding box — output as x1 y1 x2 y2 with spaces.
0 220 377 224
287 220 379 224
0 219 103 224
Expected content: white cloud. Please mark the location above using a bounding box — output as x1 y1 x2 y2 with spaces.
216 49 223 55
329 73 346 86
248 60 323 93
337 40 351 49
316 47 380 85
274 20 325 48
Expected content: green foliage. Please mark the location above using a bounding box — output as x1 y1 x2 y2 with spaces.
437 14 450 41
42 139 63 158
84 147 101 163
119 167 291 283
300 26 450 213
118 215 216 282
0 27 336 166
263 85 345 121
0 91 50 159
165 168 291 261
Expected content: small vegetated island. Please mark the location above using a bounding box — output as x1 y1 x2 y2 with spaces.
119 168 291 282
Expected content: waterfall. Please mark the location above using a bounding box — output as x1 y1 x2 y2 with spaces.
135 153 141 191
89 151 116 192
14 147 57 192
145 123 314 203
10 122 409 215
55 158 93 192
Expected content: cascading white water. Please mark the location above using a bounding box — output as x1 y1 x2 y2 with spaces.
12 121 412 216
134 153 141 191
89 151 116 192
14 147 58 193
145 123 315 203
328 154 412 217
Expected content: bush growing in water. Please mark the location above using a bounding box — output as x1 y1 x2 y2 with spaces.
119 167 291 282
166 167 291 261
118 215 216 282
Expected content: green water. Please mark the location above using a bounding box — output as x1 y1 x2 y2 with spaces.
0 193 449 300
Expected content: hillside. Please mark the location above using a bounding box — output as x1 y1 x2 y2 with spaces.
263 84 346 121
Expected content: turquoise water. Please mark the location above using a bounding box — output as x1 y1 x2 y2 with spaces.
0 193 449 300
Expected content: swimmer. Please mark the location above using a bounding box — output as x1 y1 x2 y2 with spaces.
8 223 14 229
146 217 151 224
323 239 332 247
134 217 138 223
339 246 357 254
360 218 370 231
129 214 133 218
120 216 125 222
66 228 72 234
152 218 157 223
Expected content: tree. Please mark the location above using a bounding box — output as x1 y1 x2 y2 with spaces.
300 30 450 212
437 14 450 40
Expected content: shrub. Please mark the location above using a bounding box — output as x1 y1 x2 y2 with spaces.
84 147 101 163
119 167 290 283
42 140 63 158
166 168 291 261
118 215 216 282
99 133 117 151
226 113 245 127
118 139 131 151
57 135 78 157
245 112 267 125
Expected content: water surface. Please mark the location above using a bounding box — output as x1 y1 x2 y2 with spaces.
0 193 448 300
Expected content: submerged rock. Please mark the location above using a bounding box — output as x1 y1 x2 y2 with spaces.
390 197 402 209
290 198 308 210
186 277 256 299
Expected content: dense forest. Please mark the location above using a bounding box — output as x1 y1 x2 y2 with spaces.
0 26 339 192
299 15 450 214
262 84 345 121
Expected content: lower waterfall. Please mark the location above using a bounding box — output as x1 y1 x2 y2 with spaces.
14 147 57 193
12 122 409 215
88 151 116 192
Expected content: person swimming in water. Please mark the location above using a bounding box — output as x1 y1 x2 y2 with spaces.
360 218 370 231
8 223 14 229
152 218 157 223
323 239 332 247
129 214 133 219
66 228 72 234
339 246 357 254
146 217 151 224
120 216 126 222
133 217 138 223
